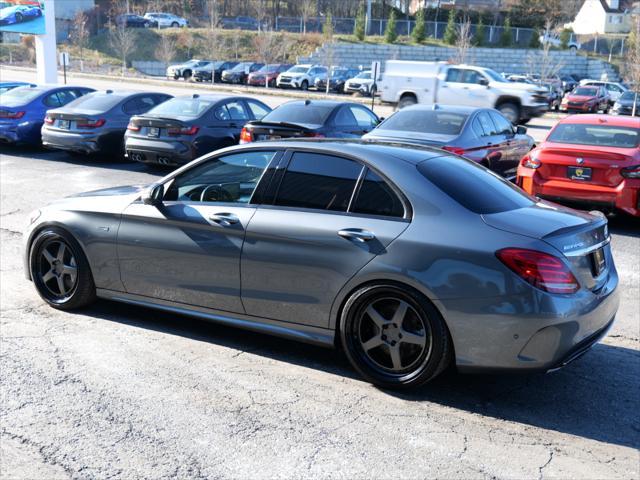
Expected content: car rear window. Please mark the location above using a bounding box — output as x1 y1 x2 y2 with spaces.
67 92 123 111
378 110 468 135
548 124 640 148
261 103 333 126
417 156 534 214
0 87 45 107
148 97 214 117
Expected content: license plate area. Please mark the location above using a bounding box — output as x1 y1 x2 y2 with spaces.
58 119 70 130
590 247 606 277
567 166 592 181
148 127 160 137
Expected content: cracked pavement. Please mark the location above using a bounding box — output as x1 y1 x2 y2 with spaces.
1 126 639 479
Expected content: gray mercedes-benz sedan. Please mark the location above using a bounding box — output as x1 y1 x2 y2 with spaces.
23 140 619 389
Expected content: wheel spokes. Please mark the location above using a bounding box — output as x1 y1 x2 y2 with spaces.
56 243 66 262
388 345 403 370
42 248 55 266
362 336 384 352
366 305 387 329
391 300 409 326
400 329 426 348
42 269 55 283
63 264 77 284
56 275 66 294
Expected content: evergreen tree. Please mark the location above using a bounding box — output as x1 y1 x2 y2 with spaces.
354 7 366 41
385 10 398 44
500 17 513 47
529 28 541 48
412 9 426 44
443 9 457 45
473 18 485 46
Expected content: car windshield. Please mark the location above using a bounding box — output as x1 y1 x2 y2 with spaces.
356 72 372 79
148 97 214 117
418 157 535 214
231 63 250 72
378 110 468 136
573 87 598 96
483 69 507 83
261 103 333 126
287 66 309 74
212 61 226 68
548 124 640 148
0 87 45 107
258 64 279 73
62 92 122 111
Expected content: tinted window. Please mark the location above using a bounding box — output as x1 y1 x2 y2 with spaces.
548 124 639 148
0 86 46 106
476 111 498 136
349 106 378 129
246 100 270 119
333 107 357 127
445 68 462 82
418 157 534 214
43 92 62 108
471 117 485 137
150 97 214 117
460 70 482 84
489 111 513 134
123 96 156 115
275 152 363 212
378 109 467 135
352 170 404 218
56 89 80 106
165 151 276 203
67 92 122 112
225 101 248 120
262 103 333 126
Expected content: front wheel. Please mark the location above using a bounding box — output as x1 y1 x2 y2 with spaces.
182 70 192 80
29 228 96 310
300 80 309 91
340 284 452 389
171 21 179 28
497 103 520 124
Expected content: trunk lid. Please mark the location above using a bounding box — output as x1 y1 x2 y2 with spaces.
483 201 611 291
128 115 190 139
247 121 320 141
535 144 635 187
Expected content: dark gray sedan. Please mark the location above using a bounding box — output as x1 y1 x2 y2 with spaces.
125 94 271 166
42 90 172 156
24 140 618 389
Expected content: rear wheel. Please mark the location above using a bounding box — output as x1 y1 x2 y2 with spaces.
398 94 417 110
182 69 192 80
497 102 520 124
340 284 452 389
29 228 96 310
171 21 179 27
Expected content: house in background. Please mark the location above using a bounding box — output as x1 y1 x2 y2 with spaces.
412 0 501 12
570 0 633 34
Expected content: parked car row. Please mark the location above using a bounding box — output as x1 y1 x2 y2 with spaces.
115 12 188 28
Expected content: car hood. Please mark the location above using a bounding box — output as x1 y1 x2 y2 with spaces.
566 95 596 102
43 185 148 214
282 72 306 78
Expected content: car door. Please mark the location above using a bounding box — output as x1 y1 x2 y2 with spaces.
475 110 508 174
117 149 281 312
438 68 485 107
488 110 520 175
241 150 410 328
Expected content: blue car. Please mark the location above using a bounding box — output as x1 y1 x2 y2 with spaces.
0 4 42 25
0 84 94 145
0 81 29 94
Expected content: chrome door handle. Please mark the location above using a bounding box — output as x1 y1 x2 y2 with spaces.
209 213 240 226
338 229 375 243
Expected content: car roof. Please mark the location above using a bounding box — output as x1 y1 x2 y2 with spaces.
399 104 482 114
234 139 446 165
558 114 640 128
278 100 363 108
172 94 240 101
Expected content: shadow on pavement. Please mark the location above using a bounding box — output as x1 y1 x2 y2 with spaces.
607 214 640 237
86 299 639 451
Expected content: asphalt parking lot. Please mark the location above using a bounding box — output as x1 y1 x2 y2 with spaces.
1 71 639 479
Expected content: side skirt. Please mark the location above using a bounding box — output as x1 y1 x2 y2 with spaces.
96 289 336 348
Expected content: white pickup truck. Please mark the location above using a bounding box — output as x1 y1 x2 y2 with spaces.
379 61 548 124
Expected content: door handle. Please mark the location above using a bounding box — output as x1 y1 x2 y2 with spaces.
209 213 240 226
338 229 375 243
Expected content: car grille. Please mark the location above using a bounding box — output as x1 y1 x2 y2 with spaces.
349 83 361 89
532 93 548 103
279 77 291 83
569 101 584 106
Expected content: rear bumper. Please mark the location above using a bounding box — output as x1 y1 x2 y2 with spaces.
41 128 102 154
0 121 40 144
125 137 192 166
517 171 640 217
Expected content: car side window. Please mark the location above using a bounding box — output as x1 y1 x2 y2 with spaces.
445 68 462 82
489 111 513 135
333 107 358 127
477 111 498 136
123 98 143 115
351 170 405 218
164 151 277 204
349 106 378 129
246 100 270 119
224 101 249 120
43 92 62 108
274 152 363 212
461 70 480 84
472 117 486 137
56 89 80 106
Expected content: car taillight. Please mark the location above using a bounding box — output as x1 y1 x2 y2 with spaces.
442 146 465 155
303 132 325 138
0 110 25 119
127 122 140 132
239 127 253 143
44 115 54 125
621 165 640 179
77 118 106 129
496 248 579 294
167 125 199 136
521 151 541 169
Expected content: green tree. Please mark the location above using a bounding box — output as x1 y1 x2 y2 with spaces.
385 10 398 44
560 28 572 49
500 17 513 47
323 11 334 39
412 9 426 44
443 9 457 45
354 7 366 41
473 18 485 46
529 28 541 48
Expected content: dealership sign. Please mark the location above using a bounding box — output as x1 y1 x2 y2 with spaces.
0 0 46 35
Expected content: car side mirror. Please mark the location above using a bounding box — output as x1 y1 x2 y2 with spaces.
515 125 527 135
478 78 489 87
142 183 164 206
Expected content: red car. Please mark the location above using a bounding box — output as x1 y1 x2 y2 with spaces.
517 115 640 217
560 86 610 113
247 63 292 88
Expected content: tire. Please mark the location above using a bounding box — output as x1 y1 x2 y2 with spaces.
171 22 179 28
15 12 23 22
300 80 309 91
183 70 192 80
497 102 520 124
29 227 96 310
398 94 417 110
268 78 276 88
339 284 452 389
